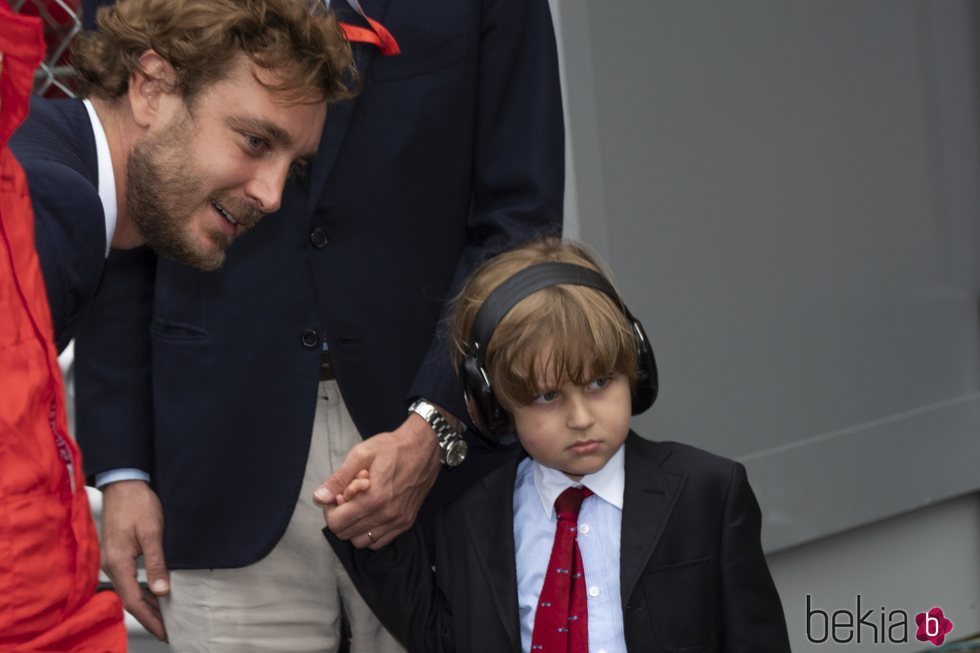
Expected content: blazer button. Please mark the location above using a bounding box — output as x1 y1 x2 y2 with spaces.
309 227 329 248
301 329 319 348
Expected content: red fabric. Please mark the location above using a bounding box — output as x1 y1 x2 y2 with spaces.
0 7 126 652
530 487 593 653
339 17 401 56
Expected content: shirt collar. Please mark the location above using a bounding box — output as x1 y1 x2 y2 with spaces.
82 98 117 257
532 444 626 517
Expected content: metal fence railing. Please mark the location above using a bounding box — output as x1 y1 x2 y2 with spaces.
10 0 82 97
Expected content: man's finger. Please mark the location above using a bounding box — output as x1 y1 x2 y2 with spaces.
139 530 170 597
128 586 167 641
318 442 377 503
325 499 373 538
105 559 141 608
106 562 166 639
368 526 404 550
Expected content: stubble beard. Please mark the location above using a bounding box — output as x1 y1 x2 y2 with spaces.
127 114 229 272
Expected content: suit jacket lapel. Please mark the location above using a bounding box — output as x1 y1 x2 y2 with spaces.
460 452 523 649
620 432 687 606
305 0 393 213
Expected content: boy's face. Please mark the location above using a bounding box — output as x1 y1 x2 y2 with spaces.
511 368 631 481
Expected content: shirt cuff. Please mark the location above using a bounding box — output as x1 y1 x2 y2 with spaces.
95 468 151 488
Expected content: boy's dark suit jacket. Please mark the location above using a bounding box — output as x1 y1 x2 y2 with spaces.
327 433 791 653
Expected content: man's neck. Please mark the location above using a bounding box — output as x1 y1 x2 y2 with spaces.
88 96 143 249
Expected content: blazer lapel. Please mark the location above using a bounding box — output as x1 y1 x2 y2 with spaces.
460 454 523 650
619 432 687 606
305 0 393 213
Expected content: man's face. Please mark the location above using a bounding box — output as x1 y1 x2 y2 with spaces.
127 55 326 271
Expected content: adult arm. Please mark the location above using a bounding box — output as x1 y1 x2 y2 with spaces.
319 0 564 544
73 246 170 641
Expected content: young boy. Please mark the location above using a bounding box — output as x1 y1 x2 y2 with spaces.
323 238 790 652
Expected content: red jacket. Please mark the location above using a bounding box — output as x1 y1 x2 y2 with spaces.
0 5 125 651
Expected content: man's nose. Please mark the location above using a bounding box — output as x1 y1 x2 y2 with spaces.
244 162 290 214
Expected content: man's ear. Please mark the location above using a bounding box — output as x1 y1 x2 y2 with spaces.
128 50 176 128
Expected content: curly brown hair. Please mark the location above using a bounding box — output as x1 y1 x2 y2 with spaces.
72 0 356 105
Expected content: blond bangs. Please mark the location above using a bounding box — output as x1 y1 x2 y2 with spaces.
487 284 638 409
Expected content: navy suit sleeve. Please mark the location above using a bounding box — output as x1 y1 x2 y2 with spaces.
324 525 457 653
21 159 106 351
73 247 157 479
719 463 791 652
406 0 564 419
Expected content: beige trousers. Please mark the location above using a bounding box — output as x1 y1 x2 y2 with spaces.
160 380 405 653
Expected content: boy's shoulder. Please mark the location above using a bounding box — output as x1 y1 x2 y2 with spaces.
626 431 746 486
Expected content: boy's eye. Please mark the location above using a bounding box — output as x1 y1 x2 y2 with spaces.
532 390 559 405
586 377 611 392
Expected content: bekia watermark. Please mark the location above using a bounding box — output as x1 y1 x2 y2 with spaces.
806 595 954 646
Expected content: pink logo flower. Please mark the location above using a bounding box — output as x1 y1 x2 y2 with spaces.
915 607 953 646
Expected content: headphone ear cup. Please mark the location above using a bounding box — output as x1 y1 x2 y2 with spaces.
460 356 502 441
630 318 658 415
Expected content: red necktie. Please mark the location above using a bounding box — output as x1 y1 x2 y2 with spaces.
531 486 593 653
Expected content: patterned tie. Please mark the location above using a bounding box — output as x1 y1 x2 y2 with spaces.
531 486 593 653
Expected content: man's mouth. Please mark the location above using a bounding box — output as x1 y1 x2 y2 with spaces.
211 200 240 227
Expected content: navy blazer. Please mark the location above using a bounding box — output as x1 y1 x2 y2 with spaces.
327 433 792 653
9 97 106 352
73 0 564 569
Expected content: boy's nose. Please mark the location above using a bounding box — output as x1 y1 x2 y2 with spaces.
566 394 595 430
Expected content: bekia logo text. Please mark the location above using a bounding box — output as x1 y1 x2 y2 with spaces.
806 595 954 646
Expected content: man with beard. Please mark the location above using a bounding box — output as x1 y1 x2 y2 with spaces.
10 0 354 352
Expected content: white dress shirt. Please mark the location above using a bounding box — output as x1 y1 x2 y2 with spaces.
513 446 628 653
81 98 116 256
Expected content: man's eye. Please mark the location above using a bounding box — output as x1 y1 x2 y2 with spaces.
243 133 268 153
533 391 559 405
288 160 309 179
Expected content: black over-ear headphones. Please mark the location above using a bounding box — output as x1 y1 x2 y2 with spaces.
459 262 658 440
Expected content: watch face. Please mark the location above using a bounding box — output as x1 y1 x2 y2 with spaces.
445 440 468 468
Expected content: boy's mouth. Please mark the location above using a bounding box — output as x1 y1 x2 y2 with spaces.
568 439 601 455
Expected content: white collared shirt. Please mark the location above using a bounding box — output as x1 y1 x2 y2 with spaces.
81 98 116 256
513 447 628 653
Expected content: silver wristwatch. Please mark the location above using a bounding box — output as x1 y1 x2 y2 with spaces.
408 399 468 468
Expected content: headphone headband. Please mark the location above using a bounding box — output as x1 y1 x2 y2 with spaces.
469 262 625 362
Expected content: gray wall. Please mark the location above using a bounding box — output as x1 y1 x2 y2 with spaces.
550 0 980 646
554 0 980 549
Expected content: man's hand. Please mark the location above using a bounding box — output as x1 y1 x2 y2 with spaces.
100 480 169 641
314 413 440 549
